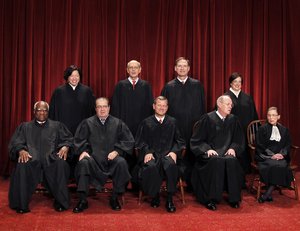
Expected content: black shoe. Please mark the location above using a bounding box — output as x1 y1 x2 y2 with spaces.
258 196 266 203
110 197 121 211
266 196 273 202
165 201 176 213
150 196 160 208
205 202 217 211
53 200 66 212
16 208 30 214
73 200 88 213
229 202 240 209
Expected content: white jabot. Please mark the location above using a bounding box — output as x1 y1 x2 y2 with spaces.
216 111 226 121
128 77 139 84
155 116 165 123
177 76 188 84
270 125 281 142
99 116 108 125
68 83 77 90
229 87 241 97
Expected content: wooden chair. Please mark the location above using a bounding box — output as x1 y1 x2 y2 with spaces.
137 149 186 205
247 119 299 200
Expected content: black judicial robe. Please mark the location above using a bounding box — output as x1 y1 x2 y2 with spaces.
111 79 153 137
49 83 95 135
74 115 135 190
225 90 258 172
135 115 185 163
8 119 73 210
161 77 205 145
190 112 245 204
135 115 186 196
255 123 293 187
225 90 258 133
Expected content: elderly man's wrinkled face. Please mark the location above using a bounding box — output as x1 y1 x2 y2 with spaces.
127 62 141 79
218 97 233 116
34 102 49 122
68 70 80 87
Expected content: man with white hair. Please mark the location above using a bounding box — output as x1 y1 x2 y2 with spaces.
111 60 153 190
190 95 245 211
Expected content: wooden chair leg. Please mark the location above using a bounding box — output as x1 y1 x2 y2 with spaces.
178 178 185 205
293 177 299 200
257 180 262 199
249 173 257 194
138 190 143 205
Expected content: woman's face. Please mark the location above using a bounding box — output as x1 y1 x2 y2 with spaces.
267 109 280 125
230 77 242 91
67 70 80 86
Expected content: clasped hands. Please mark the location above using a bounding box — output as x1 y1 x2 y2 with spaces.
271 153 284 160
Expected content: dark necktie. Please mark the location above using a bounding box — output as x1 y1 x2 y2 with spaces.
159 119 163 124
100 119 105 125
132 80 136 90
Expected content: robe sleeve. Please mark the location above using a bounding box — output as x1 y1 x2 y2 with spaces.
279 128 291 156
48 89 58 120
255 125 274 160
57 122 74 150
111 84 121 118
114 121 135 157
190 115 212 158
249 96 258 121
135 121 155 162
229 119 245 157
87 89 96 117
8 123 28 162
170 121 186 158
145 84 154 116
74 120 93 155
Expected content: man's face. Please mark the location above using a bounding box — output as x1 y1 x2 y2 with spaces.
34 102 49 122
153 99 168 117
127 62 141 79
174 59 190 78
218 97 233 116
67 70 80 86
267 109 280 125
95 99 110 118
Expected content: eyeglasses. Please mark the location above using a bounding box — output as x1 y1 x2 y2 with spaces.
128 66 140 70
35 109 48 112
267 114 279 117
96 105 109 109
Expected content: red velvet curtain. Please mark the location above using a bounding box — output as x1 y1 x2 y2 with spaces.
1 0 300 174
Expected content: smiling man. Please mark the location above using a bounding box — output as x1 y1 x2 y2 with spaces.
135 96 185 213
190 95 245 211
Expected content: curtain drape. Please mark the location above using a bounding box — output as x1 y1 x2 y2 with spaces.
1 0 299 175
